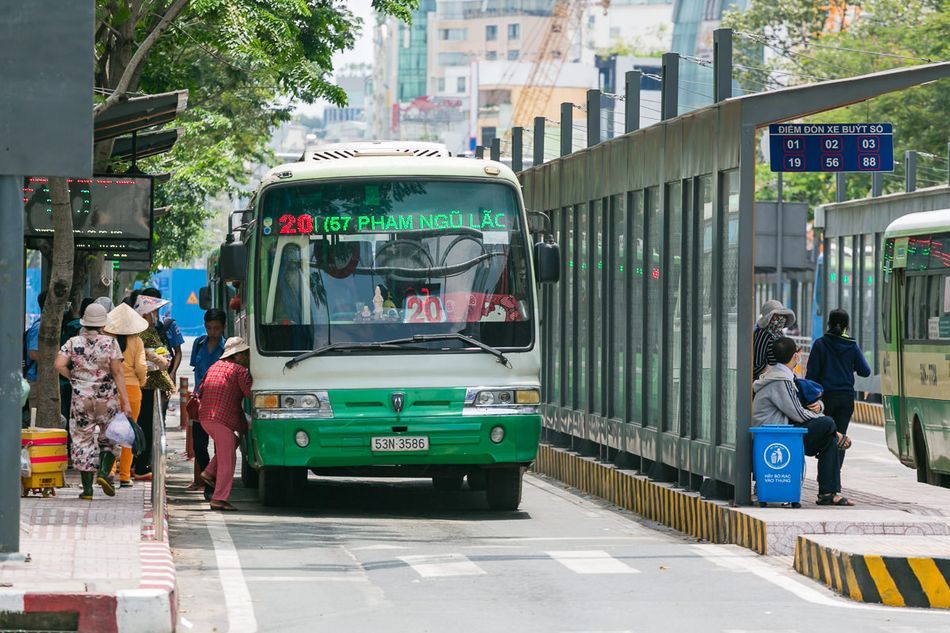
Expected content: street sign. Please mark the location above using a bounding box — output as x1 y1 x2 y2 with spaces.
768 123 893 173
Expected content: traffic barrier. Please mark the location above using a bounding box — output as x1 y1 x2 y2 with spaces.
533 443 768 554
794 535 950 608
854 401 884 426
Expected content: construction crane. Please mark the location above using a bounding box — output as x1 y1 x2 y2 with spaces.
508 0 590 132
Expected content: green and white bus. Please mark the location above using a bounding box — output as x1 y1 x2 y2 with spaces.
215 142 559 509
880 209 950 486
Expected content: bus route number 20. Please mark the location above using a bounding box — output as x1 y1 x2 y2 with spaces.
403 290 448 323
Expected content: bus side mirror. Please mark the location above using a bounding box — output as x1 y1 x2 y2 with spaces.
534 241 560 283
527 210 551 236
198 287 212 310
220 241 247 283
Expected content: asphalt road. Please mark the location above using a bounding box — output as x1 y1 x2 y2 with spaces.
167 432 950 633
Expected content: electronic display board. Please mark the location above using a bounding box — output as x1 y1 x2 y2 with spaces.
768 123 894 173
22 176 152 250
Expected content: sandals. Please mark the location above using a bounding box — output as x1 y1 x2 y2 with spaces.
817 494 855 506
210 501 238 512
837 434 853 450
184 482 204 492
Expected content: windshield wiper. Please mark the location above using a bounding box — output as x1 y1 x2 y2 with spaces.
284 333 511 370
379 333 511 367
284 341 424 370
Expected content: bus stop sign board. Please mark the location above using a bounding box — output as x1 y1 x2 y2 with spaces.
769 123 893 173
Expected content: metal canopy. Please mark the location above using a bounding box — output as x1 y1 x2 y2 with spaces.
110 129 182 162
94 90 188 142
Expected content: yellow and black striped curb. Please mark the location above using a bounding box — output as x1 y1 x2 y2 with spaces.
533 443 768 554
854 401 884 426
794 536 950 608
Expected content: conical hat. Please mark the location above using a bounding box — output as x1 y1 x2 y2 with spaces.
105 303 149 335
134 295 168 316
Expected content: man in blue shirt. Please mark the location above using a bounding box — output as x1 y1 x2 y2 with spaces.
186 309 226 493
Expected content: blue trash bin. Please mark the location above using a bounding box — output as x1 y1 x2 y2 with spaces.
749 425 807 505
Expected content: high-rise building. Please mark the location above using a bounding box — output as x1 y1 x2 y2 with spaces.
397 0 437 102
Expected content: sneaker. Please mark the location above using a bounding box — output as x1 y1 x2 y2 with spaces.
133 472 153 482
119 480 133 488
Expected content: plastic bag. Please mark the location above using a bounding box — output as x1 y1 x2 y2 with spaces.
130 419 147 456
20 447 31 477
105 413 136 448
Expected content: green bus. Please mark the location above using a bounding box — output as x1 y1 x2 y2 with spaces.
212 141 559 509
880 209 950 486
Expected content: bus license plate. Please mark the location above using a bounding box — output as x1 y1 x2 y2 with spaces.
371 436 429 452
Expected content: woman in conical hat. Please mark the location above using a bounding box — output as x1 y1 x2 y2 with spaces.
105 304 149 488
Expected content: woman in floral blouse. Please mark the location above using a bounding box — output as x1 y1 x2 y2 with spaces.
55 303 133 500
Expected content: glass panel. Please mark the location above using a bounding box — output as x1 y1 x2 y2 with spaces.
681 180 693 437
257 179 531 353
665 182 683 435
592 200 605 414
550 207 562 403
842 236 854 318
564 207 574 408
720 170 740 446
697 176 713 441
827 238 839 317
645 186 662 428
610 194 627 420
629 190 644 425
576 203 589 411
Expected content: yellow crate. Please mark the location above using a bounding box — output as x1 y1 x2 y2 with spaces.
21 472 64 497
21 427 68 478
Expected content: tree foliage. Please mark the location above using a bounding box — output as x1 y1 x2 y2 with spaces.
95 0 418 265
723 0 949 203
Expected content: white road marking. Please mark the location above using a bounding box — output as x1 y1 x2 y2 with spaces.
399 553 487 578
351 544 410 551
205 512 258 633
244 575 370 583
691 544 947 615
546 550 640 575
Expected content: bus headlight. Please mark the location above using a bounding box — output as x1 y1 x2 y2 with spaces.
254 391 333 419
464 388 540 415
490 426 506 443
295 431 310 447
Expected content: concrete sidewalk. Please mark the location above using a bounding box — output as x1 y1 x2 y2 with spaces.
0 402 184 633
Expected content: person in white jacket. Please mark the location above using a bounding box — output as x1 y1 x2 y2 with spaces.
752 336 854 506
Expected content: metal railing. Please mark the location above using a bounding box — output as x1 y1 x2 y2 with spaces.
149 393 167 541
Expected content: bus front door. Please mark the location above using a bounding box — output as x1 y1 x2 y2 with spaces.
892 269 912 459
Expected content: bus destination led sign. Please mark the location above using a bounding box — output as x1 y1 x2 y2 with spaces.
768 123 894 173
265 210 509 236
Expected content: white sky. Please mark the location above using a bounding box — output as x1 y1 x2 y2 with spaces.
294 0 376 117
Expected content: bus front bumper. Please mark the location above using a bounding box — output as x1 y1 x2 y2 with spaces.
246 414 541 469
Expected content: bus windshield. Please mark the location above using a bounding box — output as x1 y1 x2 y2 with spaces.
256 179 533 354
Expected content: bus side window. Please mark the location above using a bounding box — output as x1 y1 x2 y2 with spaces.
881 239 894 344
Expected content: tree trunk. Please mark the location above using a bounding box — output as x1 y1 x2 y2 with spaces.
34 177 74 428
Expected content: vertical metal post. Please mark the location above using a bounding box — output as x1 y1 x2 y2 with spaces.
490 137 500 161
150 393 165 541
625 70 641 133
713 28 733 102
475 145 485 159
775 172 784 304
560 102 572 157
511 127 523 173
586 89 601 147
905 150 917 192
946 143 950 186
871 172 883 197
661 52 679 120
0 176 24 556
735 124 756 506
835 173 846 202
533 116 545 166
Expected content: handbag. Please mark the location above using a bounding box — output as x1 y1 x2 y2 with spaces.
105 413 136 448
186 382 202 420
130 419 147 456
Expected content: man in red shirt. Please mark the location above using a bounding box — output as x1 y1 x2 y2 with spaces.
198 337 253 511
